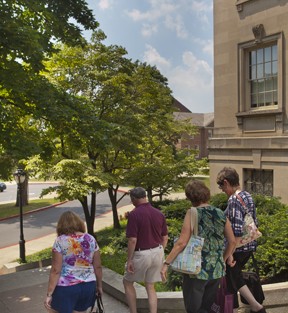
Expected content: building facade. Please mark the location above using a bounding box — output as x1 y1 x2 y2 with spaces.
210 0 288 203
174 111 214 159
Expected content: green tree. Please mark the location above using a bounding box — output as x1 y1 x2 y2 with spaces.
0 0 98 177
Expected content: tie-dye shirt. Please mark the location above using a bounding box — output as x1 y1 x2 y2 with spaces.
52 233 98 286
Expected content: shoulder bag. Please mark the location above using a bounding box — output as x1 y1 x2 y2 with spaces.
170 207 204 275
240 254 265 305
91 295 105 313
235 193 262 248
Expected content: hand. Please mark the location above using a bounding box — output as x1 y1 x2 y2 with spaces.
160 264 168 282
227 255 236 267
96 287 103 298
44 295 52 311
127 260 134 273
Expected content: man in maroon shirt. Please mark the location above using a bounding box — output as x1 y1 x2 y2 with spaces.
123 187 168 313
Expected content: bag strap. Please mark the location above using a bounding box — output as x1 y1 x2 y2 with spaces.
190 207 198 236
235 193 249 215
97 295 105 312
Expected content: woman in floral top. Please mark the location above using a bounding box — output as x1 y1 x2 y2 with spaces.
44 211 103 313
161 180 236 313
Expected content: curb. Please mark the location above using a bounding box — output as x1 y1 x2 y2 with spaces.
0 201 68 222
0 189 129 222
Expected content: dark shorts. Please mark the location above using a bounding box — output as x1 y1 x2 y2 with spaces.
51 281 96 313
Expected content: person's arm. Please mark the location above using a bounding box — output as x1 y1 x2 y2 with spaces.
127 237 137 273
161 234 168 249
92 250 103 297
223 218 236 266
44 251 62 310
161 210 192 281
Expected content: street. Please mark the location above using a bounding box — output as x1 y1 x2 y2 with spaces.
0 184 130 248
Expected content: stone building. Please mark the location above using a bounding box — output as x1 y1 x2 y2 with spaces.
209 0 288 203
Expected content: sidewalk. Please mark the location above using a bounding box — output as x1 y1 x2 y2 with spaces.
0 267 130 313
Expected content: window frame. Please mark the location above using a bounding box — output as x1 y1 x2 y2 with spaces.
237 32 283 116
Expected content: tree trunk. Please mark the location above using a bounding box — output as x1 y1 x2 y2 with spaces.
147 186 153 202
80 195 96 237
108 185 121 229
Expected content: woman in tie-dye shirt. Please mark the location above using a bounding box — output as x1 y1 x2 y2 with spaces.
44 211 103 313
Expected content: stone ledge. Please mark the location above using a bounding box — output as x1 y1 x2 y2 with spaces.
1 259 51 275
102 267 288 313
1 262 287 313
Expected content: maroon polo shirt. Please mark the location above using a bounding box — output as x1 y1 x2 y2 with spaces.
126 202 168 250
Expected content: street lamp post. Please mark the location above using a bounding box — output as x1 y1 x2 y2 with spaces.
13 168 26 263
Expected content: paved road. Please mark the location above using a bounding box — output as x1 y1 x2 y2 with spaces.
0 190 130 248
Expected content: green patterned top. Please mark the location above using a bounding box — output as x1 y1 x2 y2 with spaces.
190 206 226 280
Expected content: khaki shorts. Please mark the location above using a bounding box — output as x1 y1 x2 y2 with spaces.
124 245 164 283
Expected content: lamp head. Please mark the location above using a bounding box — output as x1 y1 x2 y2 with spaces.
14 168 26 184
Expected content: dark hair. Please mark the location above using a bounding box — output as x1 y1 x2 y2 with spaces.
129 187 146 200
56 211 86 236
185 180 210 207
217 167 240 187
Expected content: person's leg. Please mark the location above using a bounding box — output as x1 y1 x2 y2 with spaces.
123 278 138 313
229 252 265 313
238 285 264 312
144 282 158 313
182 274 205 313
200 278 221 313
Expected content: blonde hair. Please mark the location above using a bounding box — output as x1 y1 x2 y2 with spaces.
56 211 86 236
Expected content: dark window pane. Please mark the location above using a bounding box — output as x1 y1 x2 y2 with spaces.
272 45 277 61
258 79 264 92
264 46 271 62
250 65 256 80
251 94 257 107
272 61 278 75
250 50 257 65
257 64 264 78
265 91 273 105
265 78 273 91
251 81 258 93
257 48 263 63
264 62 271 77
258 93 264 106
273 91 278 104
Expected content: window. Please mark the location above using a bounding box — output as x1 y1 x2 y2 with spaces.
249 45 278 108
238 32 283 115
243 169 273 196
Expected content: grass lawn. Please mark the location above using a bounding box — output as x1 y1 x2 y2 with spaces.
0 198 61 219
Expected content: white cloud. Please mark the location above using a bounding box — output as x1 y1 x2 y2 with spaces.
165 15 188 39
190 0 213 25
143 45 213 112
142 23 158 37
98 0 112 10
143 45 171 68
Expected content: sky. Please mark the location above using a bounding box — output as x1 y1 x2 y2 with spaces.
85 0 214 113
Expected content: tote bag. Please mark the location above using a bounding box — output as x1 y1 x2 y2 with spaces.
235 193 262 248
210 277 234 313
170 207 204 275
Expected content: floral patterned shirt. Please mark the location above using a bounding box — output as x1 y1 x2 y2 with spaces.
191 206 226 280
53 233 98 286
